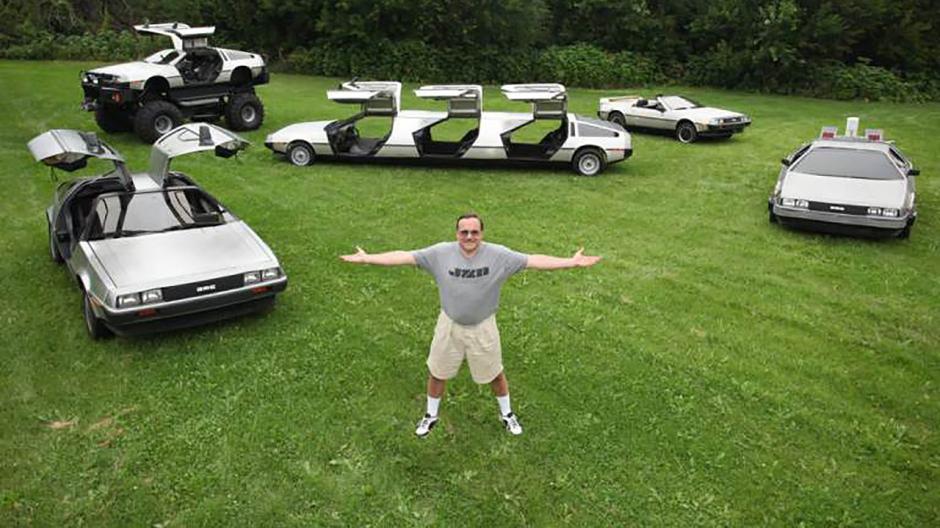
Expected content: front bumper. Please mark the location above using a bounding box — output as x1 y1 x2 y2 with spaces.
82 81 136 110
701 121 750 136
770 199 914 236
96 276 287 336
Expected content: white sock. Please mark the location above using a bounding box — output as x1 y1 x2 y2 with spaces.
426 396 441 417
496 395 512 416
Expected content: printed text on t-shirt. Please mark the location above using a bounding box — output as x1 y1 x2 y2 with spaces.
448 267 490 278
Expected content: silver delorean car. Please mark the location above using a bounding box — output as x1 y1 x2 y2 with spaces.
768 118 919 238
265 82 631 176
29 124 287 338
598 94 751 143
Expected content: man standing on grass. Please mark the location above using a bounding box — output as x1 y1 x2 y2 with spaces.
340 213 601 437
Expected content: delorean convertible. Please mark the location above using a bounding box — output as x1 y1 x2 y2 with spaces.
598 94 750 143
265 82 632 176
768 118 919 239
29 123 287 338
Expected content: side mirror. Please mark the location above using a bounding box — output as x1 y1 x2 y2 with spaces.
781 158 792 166
908 168 920 176
214 145 237 158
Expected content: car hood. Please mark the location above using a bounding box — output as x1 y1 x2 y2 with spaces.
781 171 907 207
88 61 175 83
87 222 277 290
674 107 745 121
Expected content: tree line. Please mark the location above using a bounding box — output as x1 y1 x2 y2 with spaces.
2 0 938 101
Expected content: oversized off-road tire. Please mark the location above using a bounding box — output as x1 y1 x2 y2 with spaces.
94 106 133 133
48 221 63 263
287 141 315 166
134 100 183 143
676 121 698 144
225 93 264 131
608 112 627 129
572 148 606 177
82 290 113 340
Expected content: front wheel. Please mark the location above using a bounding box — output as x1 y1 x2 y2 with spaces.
226 93 265 131
134 100 183 143
287 141 315 166
82 291 113 340
676 122 698 144
572 149 605 177
94 106 133 133
608 112 627 129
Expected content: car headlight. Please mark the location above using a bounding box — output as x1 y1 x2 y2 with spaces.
142 289 163 303
881 208 899 217
781 198 808 209
867 207 882 216
117 293 141 307
709 118 720 125
244 271 261 284
262 267 280 280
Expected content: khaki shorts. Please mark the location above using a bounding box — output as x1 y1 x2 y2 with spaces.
427 311 502 384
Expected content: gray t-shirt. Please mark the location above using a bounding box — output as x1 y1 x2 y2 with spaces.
412 242 529 325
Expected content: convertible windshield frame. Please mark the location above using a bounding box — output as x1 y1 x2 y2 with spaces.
81 186 226 241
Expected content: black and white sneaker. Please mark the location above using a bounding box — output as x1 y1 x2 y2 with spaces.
501 412 523 436
415 413 438 438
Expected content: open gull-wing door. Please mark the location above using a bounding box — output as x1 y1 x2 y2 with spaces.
328 81 401 116
149 123 249 187
414 85 482 118
28 129 132 188
134 22 215 51
501 84 567 118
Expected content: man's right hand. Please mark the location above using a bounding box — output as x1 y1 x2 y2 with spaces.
340 246 369 263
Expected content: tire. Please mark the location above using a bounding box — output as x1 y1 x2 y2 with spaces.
48 221 63 263
82 291 113 340
226 93 264 131
134 100 183 143
676 121 698 144
287 141 315 166
94 106 132 133
898 224 912 239
768 210 778 224
572 148 606 177
608 112 627 129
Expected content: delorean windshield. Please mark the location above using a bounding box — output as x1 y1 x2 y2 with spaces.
144 50 180 65
85 187 224 240
661 96 700 110
792 147 902 181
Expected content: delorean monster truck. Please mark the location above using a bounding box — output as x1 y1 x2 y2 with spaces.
81 23 268 143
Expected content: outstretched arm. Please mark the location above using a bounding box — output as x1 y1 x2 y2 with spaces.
340 246 417 266
526 248 602 270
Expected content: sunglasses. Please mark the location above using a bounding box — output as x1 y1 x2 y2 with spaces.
458 229 481 237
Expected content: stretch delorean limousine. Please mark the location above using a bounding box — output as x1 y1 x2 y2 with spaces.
265 81 631 176
768 118 919 239
29 123 287 338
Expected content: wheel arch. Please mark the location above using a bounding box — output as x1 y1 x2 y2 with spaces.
231 66 252 85
143 76 170 98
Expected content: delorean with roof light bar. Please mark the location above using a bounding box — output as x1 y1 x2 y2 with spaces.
768 117 919 239
265 81 631 176
29 123 287 339
81 22 268 143
598 94 750 143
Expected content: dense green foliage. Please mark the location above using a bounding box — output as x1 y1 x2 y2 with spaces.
2 0 939 100
1 60 939 526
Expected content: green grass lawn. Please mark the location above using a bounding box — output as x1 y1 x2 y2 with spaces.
1 60 938 526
